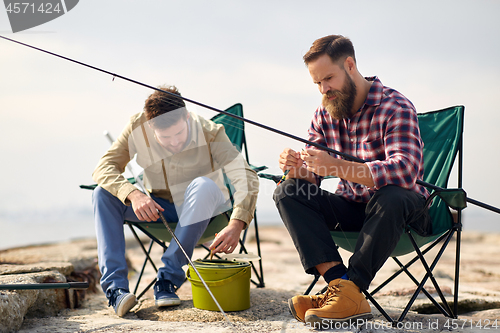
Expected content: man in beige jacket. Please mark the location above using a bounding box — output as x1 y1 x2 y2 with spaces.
92 85 259 317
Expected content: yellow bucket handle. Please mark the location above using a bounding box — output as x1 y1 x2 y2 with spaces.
187 267 249 287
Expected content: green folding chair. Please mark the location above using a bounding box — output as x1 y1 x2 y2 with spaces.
81 103 266 300
327 106 467 323
260 105 468 323
209 103 267 286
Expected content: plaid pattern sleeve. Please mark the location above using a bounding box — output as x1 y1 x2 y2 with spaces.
307 77 429 203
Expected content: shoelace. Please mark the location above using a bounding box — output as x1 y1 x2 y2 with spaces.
107 289 122 307
155 279 175 294
310 294 325 308
318 283 343 307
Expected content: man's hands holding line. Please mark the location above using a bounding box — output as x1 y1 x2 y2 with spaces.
279 148 375 187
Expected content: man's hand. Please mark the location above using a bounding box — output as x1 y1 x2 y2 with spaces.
301 148 375 187
279 148 303 173
278 148 317 183
127 190 164 222
208 219 245 255
301 148 336 177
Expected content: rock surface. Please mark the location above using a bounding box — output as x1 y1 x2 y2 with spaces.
0 239 99 333
0 276 38 333
2 227 500 333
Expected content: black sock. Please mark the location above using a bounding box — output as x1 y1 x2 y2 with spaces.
323 264 347 284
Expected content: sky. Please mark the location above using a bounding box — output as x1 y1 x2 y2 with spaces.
1 0 499 249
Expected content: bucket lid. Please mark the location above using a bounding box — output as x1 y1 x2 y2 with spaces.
219 253 261 262
191 259 250 269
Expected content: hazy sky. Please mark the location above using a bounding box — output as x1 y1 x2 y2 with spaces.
1 0 499 244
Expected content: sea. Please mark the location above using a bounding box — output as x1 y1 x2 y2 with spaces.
0 206 499 251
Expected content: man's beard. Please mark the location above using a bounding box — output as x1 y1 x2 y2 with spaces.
322 72 357 120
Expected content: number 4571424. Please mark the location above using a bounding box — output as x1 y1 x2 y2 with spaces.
6 2 62 14
444 319 499 330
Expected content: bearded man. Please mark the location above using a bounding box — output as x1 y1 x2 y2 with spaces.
274 35 431 326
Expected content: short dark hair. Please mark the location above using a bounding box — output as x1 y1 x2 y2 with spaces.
144 85 187 129
303 35 356 66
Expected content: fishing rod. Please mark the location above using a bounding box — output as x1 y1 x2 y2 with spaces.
0 34 356 163
1 35 499 215
0 282 89 290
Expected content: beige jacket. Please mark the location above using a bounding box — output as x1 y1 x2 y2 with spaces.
92 111 259 227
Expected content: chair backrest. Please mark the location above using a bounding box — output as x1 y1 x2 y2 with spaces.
418 105 464 235
331 106 465 256
210 103 249 161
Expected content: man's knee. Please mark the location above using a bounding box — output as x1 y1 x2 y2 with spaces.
93 186 116 205
185 177 226 208
367 185 427 228
369 185 413 208
273 178 317 204
188 177 220 195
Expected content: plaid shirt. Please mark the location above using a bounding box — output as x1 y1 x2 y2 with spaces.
307 76 429 203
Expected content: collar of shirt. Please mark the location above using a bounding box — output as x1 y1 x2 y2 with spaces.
363 76 383 107
345 76 382 121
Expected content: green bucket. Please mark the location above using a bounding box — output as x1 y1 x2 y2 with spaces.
187 259 251 312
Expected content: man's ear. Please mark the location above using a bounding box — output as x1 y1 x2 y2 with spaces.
344 56 356 74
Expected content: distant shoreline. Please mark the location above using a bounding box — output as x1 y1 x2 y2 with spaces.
2 214 499 251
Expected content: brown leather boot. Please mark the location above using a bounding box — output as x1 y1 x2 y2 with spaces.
288 293 325 322
304 278 372 326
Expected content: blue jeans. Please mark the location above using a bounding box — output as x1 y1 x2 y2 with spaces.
93 177 226 295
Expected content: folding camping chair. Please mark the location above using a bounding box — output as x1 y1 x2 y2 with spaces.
81 103 266 300
259 105 468 323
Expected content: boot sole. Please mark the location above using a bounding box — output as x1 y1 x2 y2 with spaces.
287 298 304 323
116 293 138 317
305 312 373 329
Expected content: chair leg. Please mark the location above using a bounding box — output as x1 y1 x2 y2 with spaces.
415 232 455 317
252 212 265 287
127 223 168 300
398 229 456 321
363 291 396 324
392 257 449 316
304 274 321 295
236 211 265 288
371 231 449 296
137 277 157 300
238 239 265 288
453 225 462 318
133 240 155 295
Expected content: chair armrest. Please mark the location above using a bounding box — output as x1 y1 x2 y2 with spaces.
79 176 140 191
249 164 268 173
257 173 282 184
426 188 467 211
258 172 338 184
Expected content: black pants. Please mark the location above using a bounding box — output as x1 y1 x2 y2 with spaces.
273 179 430 291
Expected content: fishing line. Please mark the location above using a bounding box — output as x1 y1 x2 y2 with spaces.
1 34 499 214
